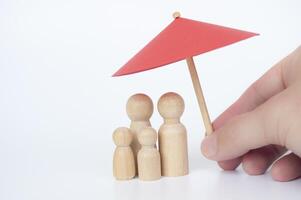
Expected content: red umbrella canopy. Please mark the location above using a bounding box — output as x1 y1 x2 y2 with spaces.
113 16 258 76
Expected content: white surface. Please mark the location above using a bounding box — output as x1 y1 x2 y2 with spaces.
1 0 301 199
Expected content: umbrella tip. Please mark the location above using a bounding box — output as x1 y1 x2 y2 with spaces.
172 11 181 19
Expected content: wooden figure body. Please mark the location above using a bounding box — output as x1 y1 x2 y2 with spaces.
158 92 189 177
126 94 154 161
113 127 135 180
137 127 161 181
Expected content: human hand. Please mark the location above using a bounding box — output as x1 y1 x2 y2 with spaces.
201 46 301 182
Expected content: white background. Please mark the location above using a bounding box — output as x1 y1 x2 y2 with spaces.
1 0 301 199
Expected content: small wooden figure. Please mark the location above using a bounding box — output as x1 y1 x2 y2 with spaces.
113 127 135 180
158 92 189 177
137 127 161 181
126 93 154 162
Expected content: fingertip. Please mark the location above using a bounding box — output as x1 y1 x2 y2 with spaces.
242 153 267 175
218 158 242 171
201 134 218 159
271 163 289 182
271 153 301 182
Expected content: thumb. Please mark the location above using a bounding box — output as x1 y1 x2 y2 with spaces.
201 87 301 161
201 110 268 161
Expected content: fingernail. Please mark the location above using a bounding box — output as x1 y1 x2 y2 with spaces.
201 134 217 158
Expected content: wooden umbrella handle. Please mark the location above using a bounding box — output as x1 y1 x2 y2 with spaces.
186 57 213 136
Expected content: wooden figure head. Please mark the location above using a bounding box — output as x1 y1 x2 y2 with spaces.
113 127 133 147
126 93 154 121
138 127 157 146
157 92 185 119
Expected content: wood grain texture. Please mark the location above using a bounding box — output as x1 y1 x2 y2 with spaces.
158 92 189 177
126 93 153 172
113 127 136 180
186 57 213 135
137 127 161 181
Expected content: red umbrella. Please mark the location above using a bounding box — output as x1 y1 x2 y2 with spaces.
113 12 258 135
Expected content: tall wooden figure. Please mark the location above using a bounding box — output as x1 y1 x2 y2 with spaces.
126 94 154 167
158 92 189 177
137 127 161 181
113 127 135 180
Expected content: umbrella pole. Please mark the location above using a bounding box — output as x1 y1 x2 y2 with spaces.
186 57 213 136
